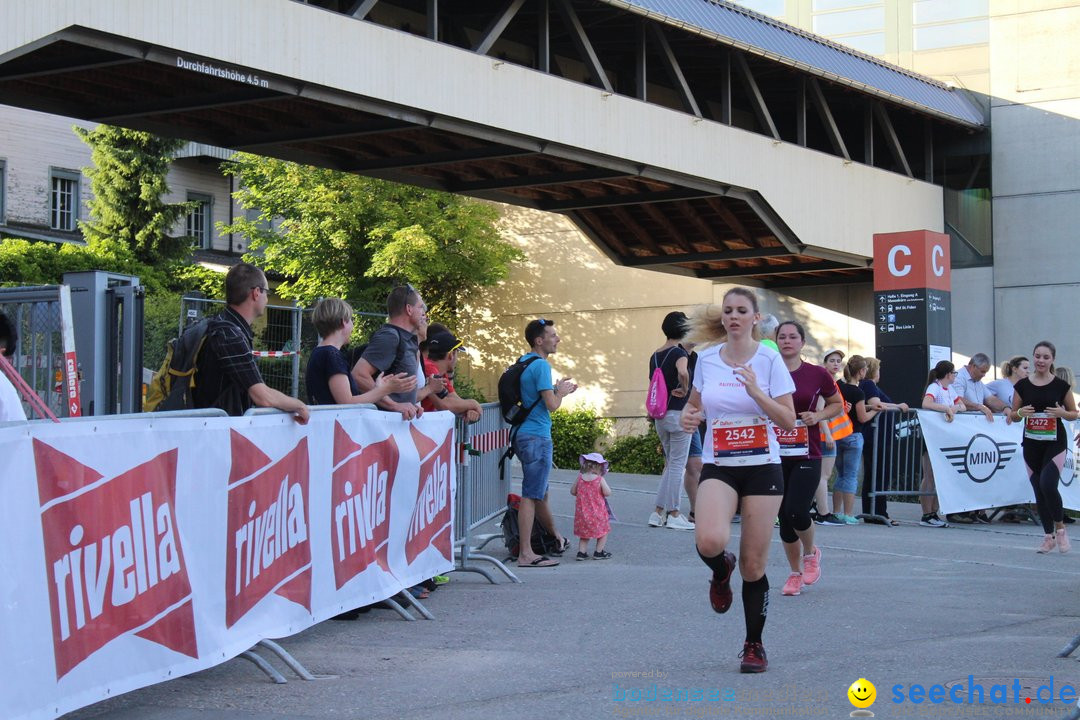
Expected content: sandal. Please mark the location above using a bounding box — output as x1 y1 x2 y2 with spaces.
553 537 571 555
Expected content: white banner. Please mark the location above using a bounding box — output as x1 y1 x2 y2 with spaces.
0 407 456 720
917 411 1080 514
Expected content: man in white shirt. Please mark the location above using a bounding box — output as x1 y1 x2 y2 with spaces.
0 313 27 422
950 352 1000 523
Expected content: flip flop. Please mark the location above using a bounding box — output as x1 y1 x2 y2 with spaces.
518 556 559 568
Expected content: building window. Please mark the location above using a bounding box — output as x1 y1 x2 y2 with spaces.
186 192 213 249
913 0 988 51
50 169 80 232
812 5 885 36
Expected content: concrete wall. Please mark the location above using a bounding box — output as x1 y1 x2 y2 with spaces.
989 2 1080 372
461 205 875 425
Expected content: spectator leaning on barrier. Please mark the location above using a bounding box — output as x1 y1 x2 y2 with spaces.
420 323 481 422
351 285 436 421
947 353 999 524
192 263 310 423
513 318 576 568
306 297 414 409
0 313 27 423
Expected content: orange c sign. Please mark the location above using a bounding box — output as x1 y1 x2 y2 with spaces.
873 230 950 292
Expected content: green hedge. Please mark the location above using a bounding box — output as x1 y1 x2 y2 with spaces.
604 425 665 475
550 407 612 469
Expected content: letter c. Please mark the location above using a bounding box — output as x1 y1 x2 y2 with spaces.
888 245 912 277
932 244 945 277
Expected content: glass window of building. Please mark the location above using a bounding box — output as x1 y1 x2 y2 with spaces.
812 0 878 11
835 31 886 55
729 0 786 17
913 19 988 51
49 169 80 232
914 0 988 25
186 192 213 250
812 6 885 36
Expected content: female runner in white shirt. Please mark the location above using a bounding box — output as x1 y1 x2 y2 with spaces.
680 287 795 673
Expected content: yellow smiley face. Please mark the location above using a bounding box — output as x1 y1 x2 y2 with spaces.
848 678 876 709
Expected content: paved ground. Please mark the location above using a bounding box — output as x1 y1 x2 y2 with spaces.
65 469 1080 720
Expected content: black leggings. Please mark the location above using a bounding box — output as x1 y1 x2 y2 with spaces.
778 457 821 544
1023 441 1066 534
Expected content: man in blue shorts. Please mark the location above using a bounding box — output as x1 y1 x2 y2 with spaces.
514 318 577 567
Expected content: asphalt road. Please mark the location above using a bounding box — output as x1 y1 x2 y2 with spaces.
63 468 1080 720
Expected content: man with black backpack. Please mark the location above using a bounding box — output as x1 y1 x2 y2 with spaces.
192 263 309 423
511 318 576 567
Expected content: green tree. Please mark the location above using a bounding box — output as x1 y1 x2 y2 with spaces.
222 155 523 326
75 125 195 264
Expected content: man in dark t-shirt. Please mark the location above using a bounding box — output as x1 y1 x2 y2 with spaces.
193 263 309 423
351 285 427 420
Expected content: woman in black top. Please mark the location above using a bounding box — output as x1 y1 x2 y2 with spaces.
648 312 694 530
1008 341 1078 553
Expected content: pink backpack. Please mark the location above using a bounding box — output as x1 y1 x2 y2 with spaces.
646 348 675 419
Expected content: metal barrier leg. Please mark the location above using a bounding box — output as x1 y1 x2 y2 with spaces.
257 639 336 680
381 596 416 621
462 550 521 583
239 649 288 684
1058 634 1080 658
395 590 436 620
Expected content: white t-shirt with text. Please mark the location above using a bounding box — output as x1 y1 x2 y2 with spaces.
692 342 795 465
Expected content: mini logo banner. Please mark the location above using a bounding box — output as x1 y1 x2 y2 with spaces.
225 431 312 628
405 425 454 564
34 440 197 679
330 421 400 588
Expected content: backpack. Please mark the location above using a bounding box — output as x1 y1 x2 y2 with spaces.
646 348 676 419
500 494 562 559
144 319 213 412
497 355 542 426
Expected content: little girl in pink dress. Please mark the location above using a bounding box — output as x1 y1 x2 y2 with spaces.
571 452 614 560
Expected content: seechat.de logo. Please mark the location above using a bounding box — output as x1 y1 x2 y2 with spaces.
941 434 1017 483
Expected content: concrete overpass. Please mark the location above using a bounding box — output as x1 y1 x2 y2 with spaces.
0 0 985 287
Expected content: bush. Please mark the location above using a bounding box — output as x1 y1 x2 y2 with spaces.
604 425 665 475
550 407 611 469
451 373 487 403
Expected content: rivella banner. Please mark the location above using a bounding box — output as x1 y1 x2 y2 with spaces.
0 407 456 720
918 411 1080 513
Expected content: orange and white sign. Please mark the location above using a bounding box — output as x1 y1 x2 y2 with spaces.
776 420 809 457
873 230 950 292
712 416 770 463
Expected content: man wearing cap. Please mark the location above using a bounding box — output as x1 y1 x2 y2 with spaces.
421 323 482 422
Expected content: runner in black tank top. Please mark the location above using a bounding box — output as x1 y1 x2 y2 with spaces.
1009 341 1078 553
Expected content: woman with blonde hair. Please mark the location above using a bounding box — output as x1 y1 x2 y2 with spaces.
680 287 795 673
986 356 1029 407
832 355 877 523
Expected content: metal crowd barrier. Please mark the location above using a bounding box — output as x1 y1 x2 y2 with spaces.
862 409 927 524
454 402 520 584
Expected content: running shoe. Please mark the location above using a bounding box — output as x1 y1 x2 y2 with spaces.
708 551 737 614
840 513 859 525
648 512 665 527
781 572 803 596
666 514 695 531
593 550 613 559
1056 529 1071 554
802 546 821 585
739 642 768 673
815 513 845 526
432 574 450 585
576 551 589 561
920 513 947 528
1037 534 1056 554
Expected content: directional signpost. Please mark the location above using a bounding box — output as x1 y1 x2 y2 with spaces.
873 230 952 406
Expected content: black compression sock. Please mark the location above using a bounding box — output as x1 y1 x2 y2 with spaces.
742 575 769 644
697 547 732 581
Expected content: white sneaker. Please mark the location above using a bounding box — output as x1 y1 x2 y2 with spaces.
666 514 695 530
648 512 665 527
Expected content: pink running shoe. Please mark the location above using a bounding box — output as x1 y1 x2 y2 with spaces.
1057 529 1071 553
781 572 803 596
1036 534 1056 554
802 546 821 585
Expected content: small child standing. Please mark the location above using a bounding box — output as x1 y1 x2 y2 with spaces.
571 452 613 560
